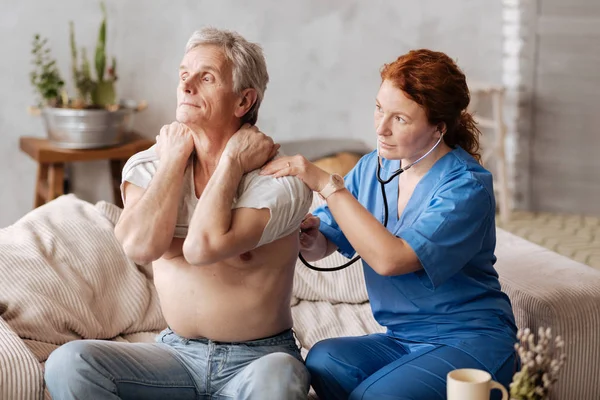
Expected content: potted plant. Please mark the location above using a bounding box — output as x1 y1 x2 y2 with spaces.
29 1 146 149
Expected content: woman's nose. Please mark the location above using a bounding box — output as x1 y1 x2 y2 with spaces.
376 118 390 136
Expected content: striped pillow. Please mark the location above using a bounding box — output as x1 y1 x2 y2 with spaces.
0 195 165 348
293 195 369 304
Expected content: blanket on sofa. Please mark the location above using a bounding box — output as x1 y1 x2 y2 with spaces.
0 195 165 354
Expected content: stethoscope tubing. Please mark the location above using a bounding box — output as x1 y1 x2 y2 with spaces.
299 134 444 272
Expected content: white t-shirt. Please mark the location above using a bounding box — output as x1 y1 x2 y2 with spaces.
121 146 313 247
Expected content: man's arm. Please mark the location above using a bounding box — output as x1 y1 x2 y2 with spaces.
115 122 194 265
115 156 188 265
183 124 278 266
183 155 270 266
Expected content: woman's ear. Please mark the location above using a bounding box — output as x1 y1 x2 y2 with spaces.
437 122 447 136
234 88 257 119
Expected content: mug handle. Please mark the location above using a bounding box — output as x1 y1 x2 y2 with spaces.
490 380 508 400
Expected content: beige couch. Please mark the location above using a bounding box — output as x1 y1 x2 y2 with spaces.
1 194 599 400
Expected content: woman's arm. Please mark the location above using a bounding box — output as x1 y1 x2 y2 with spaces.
325 189 421 276
298 214 339 261
261 155 420 276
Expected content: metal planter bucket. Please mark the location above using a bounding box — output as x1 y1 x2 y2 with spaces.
40 103 140 149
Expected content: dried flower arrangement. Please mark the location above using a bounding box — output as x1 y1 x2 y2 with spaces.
510 327 566 400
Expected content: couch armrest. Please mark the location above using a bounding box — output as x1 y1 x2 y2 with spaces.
0 316 44 400
495 228 600 400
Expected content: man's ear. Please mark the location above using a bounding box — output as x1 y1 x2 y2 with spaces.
234 88 257 119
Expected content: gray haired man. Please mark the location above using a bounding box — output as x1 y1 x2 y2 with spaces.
44 27 313 399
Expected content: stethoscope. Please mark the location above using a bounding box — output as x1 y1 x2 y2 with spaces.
299 132 445 272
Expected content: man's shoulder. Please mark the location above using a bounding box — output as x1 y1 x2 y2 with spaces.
123 146 159 174
239 169 312 203
122 146 161 189
233 164 314 221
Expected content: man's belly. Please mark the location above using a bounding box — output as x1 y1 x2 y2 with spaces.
153 234 298 342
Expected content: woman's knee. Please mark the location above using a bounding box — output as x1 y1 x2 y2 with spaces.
305 338 340 374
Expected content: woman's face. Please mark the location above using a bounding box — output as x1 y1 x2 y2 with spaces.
374 80 440 162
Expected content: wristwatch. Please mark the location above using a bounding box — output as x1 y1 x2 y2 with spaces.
318 173 345 200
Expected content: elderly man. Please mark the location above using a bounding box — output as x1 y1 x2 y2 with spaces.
44 27 313 399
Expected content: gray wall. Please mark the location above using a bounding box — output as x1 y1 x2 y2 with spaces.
529 0 600 215
0 0 504 227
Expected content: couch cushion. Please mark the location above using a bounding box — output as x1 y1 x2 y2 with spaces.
0 195 165 352
293 195 369 304
0 317 44 400
292 300 384 354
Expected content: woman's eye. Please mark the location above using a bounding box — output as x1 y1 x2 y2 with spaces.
203 75 214 82
395 116 406 123
376 105 382 112
181 75 187 81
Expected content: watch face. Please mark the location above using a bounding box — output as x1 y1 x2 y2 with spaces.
332 174 344 188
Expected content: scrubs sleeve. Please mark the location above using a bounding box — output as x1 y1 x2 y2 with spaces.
312 154 368 259
396 178 493 288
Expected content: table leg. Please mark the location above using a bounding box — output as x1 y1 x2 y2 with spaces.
34 163 49 208
110 159 124 208
48 163 65 201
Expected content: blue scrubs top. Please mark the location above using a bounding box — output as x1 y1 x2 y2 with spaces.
313 147 517 373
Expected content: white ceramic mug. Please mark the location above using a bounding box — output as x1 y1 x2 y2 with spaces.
447 368 508 400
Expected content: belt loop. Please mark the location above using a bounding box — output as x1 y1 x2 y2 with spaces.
292 328 304 351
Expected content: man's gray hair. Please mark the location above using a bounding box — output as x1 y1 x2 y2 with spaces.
185 27 269 125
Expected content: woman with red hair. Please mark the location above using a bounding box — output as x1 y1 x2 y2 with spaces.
261 49 517 399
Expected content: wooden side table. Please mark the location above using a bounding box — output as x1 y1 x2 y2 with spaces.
19 133 154 209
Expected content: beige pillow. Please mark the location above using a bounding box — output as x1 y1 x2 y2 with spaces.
0 195 165 348
293 195 369 304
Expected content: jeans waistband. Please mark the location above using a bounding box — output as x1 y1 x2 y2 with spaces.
165 327 295 347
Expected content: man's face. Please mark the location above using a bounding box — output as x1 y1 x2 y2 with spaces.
176 44 239 130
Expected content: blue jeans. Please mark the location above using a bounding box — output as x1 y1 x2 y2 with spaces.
45 328 310 399
306 334 516 400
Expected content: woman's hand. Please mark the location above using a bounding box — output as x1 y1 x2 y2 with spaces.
155 122 195 162
223 123 280 173
260 155 330 192
299 213 321 253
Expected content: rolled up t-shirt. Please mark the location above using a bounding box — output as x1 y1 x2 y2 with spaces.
121 146 313 247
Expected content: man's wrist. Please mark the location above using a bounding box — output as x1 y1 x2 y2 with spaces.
219 152 244 176
159 153 189 175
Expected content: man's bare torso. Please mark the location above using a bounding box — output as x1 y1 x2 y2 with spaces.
153 162 299 342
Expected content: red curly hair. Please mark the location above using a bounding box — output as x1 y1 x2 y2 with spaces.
380 49 481 162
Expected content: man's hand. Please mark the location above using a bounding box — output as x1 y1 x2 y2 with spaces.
223 124 280 173
155 122 195 162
